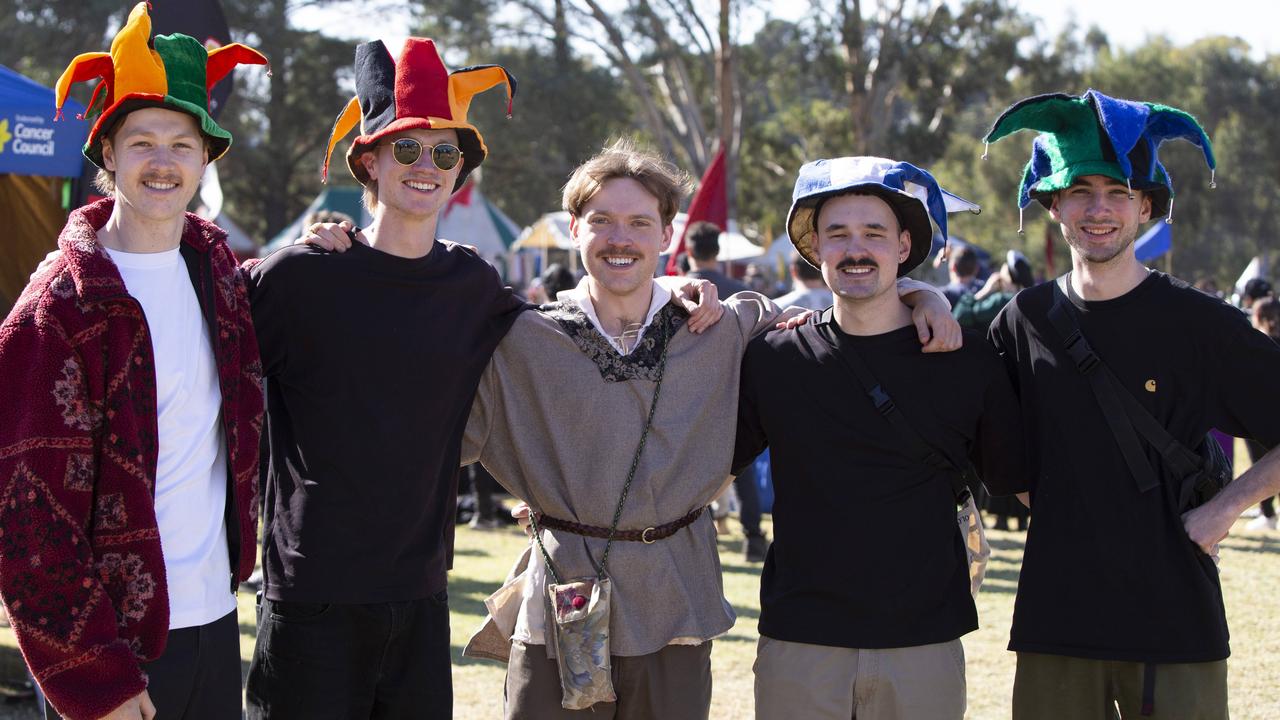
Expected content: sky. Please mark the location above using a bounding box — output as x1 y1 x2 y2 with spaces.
292 0 1275 60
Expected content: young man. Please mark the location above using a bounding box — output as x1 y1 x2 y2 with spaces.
457 143 961 719
241 38 525 718
984 89 1280 718
733 157 1025 720
941 244 982 307
0 5 267 719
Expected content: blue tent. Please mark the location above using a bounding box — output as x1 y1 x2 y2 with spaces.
0 65 88 178
1135 221 1172 262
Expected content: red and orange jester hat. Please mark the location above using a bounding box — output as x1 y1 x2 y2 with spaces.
323 38 516 193
54 1 268 169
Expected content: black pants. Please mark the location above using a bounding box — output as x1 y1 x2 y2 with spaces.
45 610 241 720
734 463 763 537
245 592 452 720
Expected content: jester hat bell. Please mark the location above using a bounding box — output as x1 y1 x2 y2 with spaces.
323 39 516 193
786 157 980 276
984 89 1216 218
55 2 268 169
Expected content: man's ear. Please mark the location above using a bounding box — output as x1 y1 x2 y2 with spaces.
898 230 912 264
359 151 378 183
568 214 582 248
101 139 116 172
1048 194 1062 222
1138 192 1152 223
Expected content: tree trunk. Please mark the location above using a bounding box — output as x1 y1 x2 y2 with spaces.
718 0 736 220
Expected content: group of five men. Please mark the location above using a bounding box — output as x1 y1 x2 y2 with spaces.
2 5 1279 719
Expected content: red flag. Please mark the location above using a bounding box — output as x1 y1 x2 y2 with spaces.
665 146 727 275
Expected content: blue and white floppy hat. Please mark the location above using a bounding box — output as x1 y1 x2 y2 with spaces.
786 156 980 276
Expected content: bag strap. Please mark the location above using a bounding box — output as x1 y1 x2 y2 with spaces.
1046 275 1202 495
802 311 973 505
529 337 672 584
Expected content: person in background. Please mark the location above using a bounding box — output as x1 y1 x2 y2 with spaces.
1194 277 1222 299
744 264 779 297
685 221 748 296
1241 277 1273 310
304 209 356 230
1245 294 1280 530
540 263 578 301
941 244 983 307
773 255 833 311
684 220 770 559
953 250 1035 331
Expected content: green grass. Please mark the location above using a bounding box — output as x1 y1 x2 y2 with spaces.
3 522 1279 719
4 440 1279 718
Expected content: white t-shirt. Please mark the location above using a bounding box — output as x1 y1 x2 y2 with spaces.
106 246 235 629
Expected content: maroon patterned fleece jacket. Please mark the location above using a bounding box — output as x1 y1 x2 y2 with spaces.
0 199 263 720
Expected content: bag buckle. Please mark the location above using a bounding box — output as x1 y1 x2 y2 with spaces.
641 527 657 544
869 385 896 416
1062 330 1100 374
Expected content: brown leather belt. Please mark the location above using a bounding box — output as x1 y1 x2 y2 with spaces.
533 506 707 544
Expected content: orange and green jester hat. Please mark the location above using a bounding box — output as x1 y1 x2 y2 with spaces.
55 1 268 169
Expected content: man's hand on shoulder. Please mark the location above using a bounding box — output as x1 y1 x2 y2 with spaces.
659 276 722 333
295 221 361 252
98 690 155 720
774 310 814 330
905 287 962 353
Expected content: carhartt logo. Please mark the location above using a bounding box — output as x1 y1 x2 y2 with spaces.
1144 379 1157 393
0 119 11 154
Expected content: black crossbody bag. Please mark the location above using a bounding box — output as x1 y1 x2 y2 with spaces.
1046 275 1232 511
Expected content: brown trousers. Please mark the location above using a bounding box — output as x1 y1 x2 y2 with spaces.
753 635 966 720
504 640 713 720
1012 652 1229 720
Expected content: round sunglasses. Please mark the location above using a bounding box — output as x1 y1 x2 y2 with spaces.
383 138 463 171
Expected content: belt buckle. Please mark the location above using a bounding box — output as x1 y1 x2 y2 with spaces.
641 526 657 544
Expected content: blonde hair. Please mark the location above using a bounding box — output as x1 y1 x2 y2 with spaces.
561 138 690 225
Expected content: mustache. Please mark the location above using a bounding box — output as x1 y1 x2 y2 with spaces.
140 174 182 185
835 257 878 271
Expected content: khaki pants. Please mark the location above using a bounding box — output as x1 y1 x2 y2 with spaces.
753 635 966 720
1013 652 1228 720
504 640 712 720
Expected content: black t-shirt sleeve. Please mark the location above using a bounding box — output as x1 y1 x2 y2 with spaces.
732 342 768 475
246 248 298 379
477 253 532 338
972 344 1029 496
1207 307 1280 448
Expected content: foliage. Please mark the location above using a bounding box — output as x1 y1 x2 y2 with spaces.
3 0 1275 283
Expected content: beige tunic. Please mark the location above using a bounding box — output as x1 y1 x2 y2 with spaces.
463 291 782 657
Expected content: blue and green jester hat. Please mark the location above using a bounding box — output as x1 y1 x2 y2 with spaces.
786 156 980 276
983 89 1215 226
